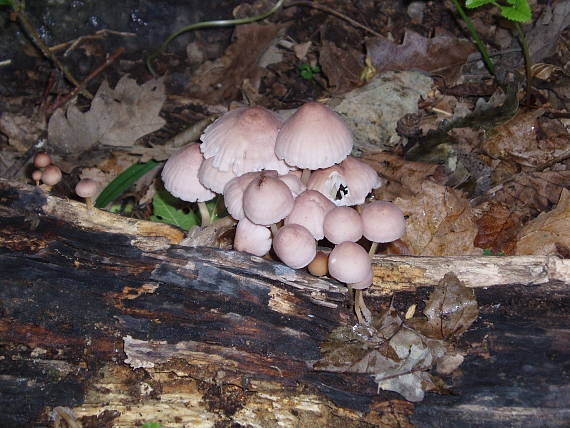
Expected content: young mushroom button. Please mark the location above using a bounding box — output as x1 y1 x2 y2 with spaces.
242 174 294 227
273 224 316 269
361 201 406 255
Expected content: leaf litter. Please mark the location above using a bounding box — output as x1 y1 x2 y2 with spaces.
315 272 478 402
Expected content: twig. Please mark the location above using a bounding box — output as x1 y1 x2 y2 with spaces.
285 1 383 38
46 48 124 116
13 7 93 99
48 29 137 57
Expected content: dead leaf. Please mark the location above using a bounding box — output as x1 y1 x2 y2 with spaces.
474 201 523 254
315 285 476 403
362 152 446 201
408 272 479 340
365 29 476 77
516 189 570 255
482 109 568 167
493 170 570 219
319 41 363 93
395 181 480 256
188 23 286 105
48 76 166 154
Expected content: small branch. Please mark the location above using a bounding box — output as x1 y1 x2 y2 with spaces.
46 48 124 116
285 1 383 38
14 7 93 98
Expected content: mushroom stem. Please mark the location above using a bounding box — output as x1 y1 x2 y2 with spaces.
270 223 279 237
369 241 379 256
197 201 211 226
301 168 311 185
355 289 372 324
85 197 94 211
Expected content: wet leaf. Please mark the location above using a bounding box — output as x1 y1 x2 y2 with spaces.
48 76 166 154
408 272 479 340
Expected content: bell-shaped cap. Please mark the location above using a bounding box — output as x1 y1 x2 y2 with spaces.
161 144 215 202
200 106 289 175
275 102 353 170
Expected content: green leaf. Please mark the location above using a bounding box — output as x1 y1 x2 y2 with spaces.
499 0 531 22
0 0 14 6
482 249 506 256
95 160 160 209
465 0 494 8
139 423 161 428
150 189 200 230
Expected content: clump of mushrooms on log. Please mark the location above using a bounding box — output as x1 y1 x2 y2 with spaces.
161 102 406 323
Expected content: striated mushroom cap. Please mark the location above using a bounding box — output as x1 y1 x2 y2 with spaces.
200 106 289 175
278 173 306 198
273 224 316 269
275 102 353 170
162 144 215 202
307 156 382 206
198 157 237 194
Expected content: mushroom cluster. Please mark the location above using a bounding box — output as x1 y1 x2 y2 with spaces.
162 102 406 322
31 152 62 189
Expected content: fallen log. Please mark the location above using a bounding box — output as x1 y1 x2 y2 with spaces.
0 179 569 427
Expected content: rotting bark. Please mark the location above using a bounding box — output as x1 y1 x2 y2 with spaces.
0 178 569 427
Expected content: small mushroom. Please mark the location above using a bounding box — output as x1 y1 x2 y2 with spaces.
33 152 51 169
41 165 62 189
234 218 272 257
75 179 99 211
242 173 294 231
307 250 329 277
284 190 335 240
161 143 216 225
272 224 316 269
31 169 42 186
323 206 363 244
361 201 406 255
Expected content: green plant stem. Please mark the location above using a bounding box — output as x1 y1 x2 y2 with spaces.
515 22 533 103
147 0 284 75
13 4 93 98
450 0 496 75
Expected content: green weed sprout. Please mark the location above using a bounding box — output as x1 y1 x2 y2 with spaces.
298 63 321 81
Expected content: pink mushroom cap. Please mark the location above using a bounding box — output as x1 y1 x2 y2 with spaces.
328 241 371 284
275 102 353 170
284 190 335 240
161 144 215 202
323 206 363 244
243 174 294 226
361 201 406 243
273 224 316 269
41 165 62 186
234 218 272 257
75 178 99 198
223 171 277 220
200 106 289 175
198 156 237 194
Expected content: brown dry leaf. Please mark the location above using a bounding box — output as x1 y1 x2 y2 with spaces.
319 40 363 93
362 152 447 201
365 29 476 76
395 181 480 256
516 189 570 255
482 109 568 167
188 23 286 105
493 170 570 219
48 76 166 154
474 201 523 254
408 272 479 340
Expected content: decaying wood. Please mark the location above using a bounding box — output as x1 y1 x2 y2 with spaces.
1 178 569 427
